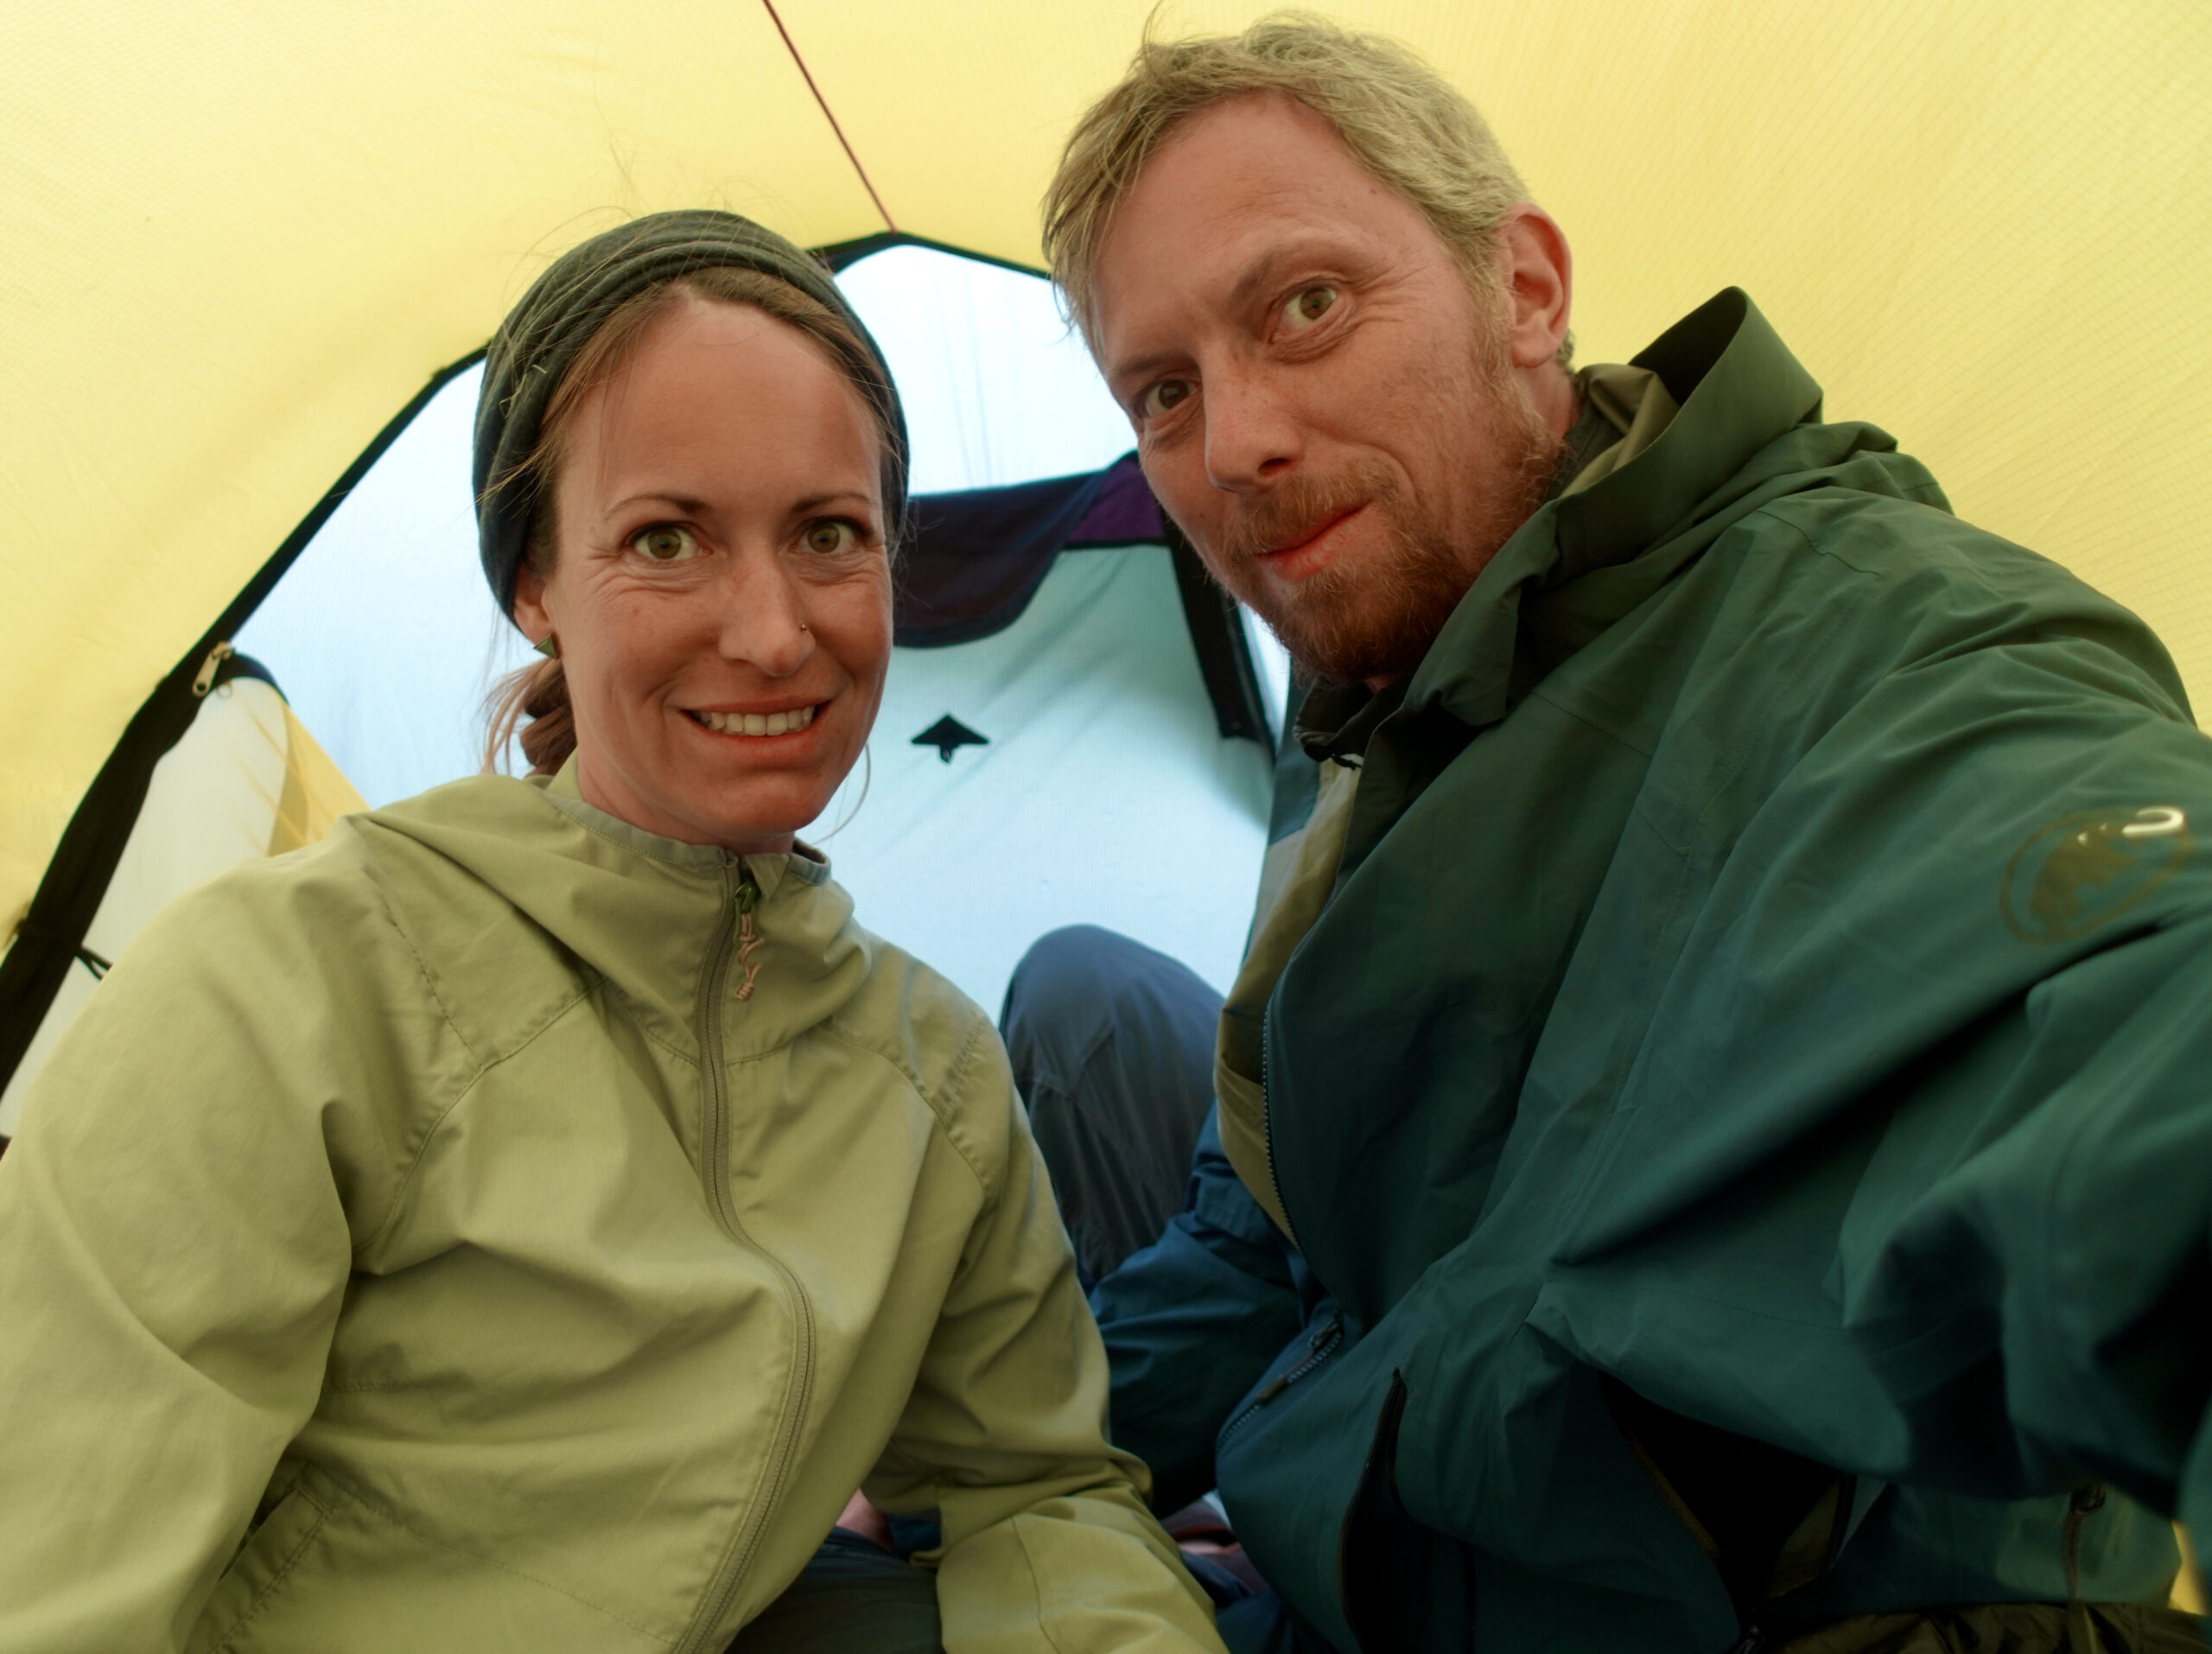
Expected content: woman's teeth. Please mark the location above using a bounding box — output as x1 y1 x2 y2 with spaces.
691 704 817 737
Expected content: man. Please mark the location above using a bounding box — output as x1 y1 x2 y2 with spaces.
1012 15 2212 1653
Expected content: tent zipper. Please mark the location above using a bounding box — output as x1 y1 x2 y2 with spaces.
678 860 817 1654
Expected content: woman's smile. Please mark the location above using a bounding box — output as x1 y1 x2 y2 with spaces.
683 701 822 739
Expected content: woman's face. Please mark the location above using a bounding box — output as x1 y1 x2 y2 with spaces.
512 296 893 854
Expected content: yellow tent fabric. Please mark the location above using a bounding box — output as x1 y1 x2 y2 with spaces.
3 0 2209 938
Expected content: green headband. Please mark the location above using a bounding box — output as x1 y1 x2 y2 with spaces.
473 209 907 620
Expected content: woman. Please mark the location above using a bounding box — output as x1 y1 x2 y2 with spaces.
0 211 1223 1654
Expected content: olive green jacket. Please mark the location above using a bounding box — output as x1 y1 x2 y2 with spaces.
0 766 1222 1654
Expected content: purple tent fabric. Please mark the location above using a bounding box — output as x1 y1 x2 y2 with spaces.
894 453 1160 648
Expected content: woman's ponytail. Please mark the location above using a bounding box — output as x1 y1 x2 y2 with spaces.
483 653 575 776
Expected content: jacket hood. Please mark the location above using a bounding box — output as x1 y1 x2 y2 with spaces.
1407 289 1940 731
358 760 867 1062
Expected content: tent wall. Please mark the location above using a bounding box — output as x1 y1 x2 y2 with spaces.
831 544 1274 1012
0 678 364 1137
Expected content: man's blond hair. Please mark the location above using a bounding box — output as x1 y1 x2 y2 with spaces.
1043 12 1539 348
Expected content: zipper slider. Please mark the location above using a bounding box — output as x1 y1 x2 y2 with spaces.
731 866 764 1002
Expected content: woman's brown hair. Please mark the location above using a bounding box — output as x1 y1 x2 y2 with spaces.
481 266 900 776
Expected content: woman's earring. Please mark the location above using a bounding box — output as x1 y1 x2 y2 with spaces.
534 635 560 658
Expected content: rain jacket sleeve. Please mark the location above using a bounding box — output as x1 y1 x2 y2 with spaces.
0 852 429 1654
1090 1105 1309 1517
864 1027 1227 1654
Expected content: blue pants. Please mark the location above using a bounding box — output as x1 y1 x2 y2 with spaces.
1005 926 1327 1654
999 924 1223 1286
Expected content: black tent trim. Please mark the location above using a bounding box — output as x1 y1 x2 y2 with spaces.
1162 520 1272 744
0 351 486 1100
814 230 1046 282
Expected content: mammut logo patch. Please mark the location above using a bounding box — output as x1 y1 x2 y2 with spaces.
2000 805 2190 943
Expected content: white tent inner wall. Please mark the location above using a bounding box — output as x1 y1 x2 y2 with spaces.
215 245 1283 1018
833 544 1275 1008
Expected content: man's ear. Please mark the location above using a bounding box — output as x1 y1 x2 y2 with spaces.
1499 205 1573 371
512 557 553 644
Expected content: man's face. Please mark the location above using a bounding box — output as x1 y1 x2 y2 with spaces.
1091 92 1567 687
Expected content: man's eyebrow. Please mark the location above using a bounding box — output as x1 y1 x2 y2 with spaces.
1105 347 1185 391
1105 234 1354 387
1227 235 1349 313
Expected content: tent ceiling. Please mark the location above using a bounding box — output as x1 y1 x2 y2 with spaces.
4 0 2209 932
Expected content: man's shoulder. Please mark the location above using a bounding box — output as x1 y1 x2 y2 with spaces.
1708 478 2184 711
1746 482 2064 600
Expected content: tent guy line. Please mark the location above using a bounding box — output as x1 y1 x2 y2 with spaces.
760 0 898 235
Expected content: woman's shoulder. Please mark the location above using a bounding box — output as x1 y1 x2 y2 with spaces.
156 774 532 944
128 774 576 1046
824 920 1018 1168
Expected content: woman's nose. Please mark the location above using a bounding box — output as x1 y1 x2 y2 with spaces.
713 553 814 676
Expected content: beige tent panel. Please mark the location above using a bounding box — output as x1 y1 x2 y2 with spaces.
3 0 2209 940
0 678 364 1135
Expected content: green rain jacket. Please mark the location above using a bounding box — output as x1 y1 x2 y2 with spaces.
1209 291 2212 1651
0 765 1224 1654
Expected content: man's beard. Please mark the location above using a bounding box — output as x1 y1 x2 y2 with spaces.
1199 344 1562 687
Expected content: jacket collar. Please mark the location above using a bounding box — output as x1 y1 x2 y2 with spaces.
1408 289 1824 731
540 756 831 900
365 760 858 1062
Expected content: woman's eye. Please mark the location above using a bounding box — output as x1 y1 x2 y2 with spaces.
804 520 858 555
1138 379 1192 419
631 525 700 562
1281 284 1338 332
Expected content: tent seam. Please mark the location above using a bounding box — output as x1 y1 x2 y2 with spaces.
759 0 897 234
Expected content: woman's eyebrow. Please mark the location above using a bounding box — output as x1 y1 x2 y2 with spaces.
594 488 877 522
788 491 877 514
601 492 710 520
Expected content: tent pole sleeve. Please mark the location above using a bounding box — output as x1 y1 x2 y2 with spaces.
0 350 484 1104
1163 518 1269 745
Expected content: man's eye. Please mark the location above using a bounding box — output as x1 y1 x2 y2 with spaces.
804 520 858 555
631 525 700 562
1139 379 1192 419
1281 284 1338 332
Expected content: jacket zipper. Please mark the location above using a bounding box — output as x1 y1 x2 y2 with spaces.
677 861 818 1654
1219 1315 1344 1447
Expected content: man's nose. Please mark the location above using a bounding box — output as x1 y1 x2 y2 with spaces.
1202 366 1301 494
714 550 814 677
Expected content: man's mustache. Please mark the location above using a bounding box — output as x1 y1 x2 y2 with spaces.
1209 464 1400 565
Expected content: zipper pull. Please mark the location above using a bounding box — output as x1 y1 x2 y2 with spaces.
731 867 764 1002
